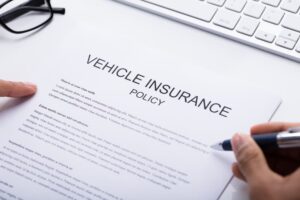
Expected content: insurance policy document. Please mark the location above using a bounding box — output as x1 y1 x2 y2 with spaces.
0 34 281 200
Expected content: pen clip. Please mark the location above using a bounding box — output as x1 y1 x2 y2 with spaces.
287 127 300 133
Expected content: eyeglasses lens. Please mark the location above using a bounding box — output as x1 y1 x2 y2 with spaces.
0 0 51 32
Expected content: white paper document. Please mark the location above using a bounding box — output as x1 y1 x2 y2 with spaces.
0 34 281 200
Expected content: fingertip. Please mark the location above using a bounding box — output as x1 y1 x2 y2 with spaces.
231 133 241 153
16 82 37 97
250 124 262 134
25 83 37 94
250 123 275 134
231 133 250 155
11 82 37 97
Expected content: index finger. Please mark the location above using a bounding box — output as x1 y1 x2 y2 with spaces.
251 122 300 135
0 80 37 97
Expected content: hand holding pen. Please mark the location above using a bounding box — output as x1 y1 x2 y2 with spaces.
216 122 300 200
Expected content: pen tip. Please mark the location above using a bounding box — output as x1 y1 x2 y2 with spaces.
210 142 223 151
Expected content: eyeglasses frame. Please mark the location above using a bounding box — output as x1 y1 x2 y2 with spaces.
0 0 65 34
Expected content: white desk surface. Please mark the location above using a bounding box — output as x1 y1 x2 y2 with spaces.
0 0 300 199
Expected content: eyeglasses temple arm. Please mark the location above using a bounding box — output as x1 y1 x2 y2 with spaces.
0 6 65 24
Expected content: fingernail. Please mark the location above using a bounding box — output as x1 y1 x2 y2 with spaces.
24 82 36 87
24 82 37 89
23 83 37 94
231 133 247 153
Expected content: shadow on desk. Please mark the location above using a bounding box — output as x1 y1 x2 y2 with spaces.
0 97 30 114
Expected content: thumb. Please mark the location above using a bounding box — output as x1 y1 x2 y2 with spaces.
231 133 272 184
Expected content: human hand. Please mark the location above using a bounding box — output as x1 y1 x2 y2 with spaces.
0 80 37 97
231 122 300 200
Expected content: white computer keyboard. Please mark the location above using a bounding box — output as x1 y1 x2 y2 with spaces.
113 0 300 63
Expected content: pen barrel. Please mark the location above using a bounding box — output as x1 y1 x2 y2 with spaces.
252 133 278 149
221 133 278 151
277 133 300 148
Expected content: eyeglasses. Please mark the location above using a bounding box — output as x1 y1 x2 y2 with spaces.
0 0 65 34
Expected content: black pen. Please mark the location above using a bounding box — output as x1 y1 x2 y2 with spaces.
211 127 300 151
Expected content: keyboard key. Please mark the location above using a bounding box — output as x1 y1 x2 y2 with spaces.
244 2 266 18
236 16 259 36
207 0 226 7
262 8 284 24
148 0 218 22
225 0 247 13
281 0 300 13
282 14 300 32
262 0 282 7
279 29 300 42
276 37 296 49
296 44 300 52
213 9 241 29
255 30 276 42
